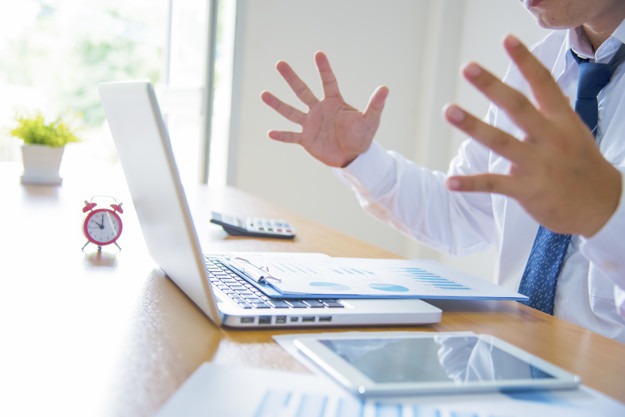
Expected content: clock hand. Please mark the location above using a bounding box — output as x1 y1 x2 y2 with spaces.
97 215 105 229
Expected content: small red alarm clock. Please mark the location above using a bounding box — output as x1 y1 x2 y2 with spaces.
81 196 123 251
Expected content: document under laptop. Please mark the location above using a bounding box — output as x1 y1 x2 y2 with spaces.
98 80 442 328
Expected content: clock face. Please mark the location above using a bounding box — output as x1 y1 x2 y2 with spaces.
84 208 123 245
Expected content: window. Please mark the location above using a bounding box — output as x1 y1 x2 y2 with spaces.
164 0 236 186
0 0 234 187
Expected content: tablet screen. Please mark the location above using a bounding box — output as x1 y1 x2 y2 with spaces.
294 333 580 396
318 335 554 384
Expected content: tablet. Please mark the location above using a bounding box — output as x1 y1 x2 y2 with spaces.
293 332 580 397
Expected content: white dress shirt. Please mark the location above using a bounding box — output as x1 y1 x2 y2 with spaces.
335 21 625 343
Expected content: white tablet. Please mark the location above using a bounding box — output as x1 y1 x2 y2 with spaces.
293 332 580 397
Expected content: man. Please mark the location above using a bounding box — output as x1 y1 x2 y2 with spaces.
260 0 625 342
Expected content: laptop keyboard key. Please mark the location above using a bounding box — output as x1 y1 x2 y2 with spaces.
251 302 271 309
304 300 325 308
269 300 291 308
323 300 344 308
286 300 308 308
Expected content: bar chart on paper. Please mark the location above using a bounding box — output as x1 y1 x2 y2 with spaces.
154 364 625 417
254 389 479 417
231 254 526 301
254 387 625 417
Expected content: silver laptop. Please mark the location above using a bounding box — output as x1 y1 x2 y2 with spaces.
98 80 442 328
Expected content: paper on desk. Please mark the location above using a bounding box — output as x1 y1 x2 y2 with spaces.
274 331 625 417
227 253 526 300
154 362 625 417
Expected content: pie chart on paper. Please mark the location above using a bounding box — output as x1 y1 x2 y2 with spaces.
369 283 410 292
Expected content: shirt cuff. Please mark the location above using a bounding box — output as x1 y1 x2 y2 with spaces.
581 170 625 289
333 141 396 195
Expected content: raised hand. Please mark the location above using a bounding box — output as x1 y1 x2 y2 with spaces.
444 35 622 237
261 52 389 168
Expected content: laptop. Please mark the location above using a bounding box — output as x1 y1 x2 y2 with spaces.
98 80 442 328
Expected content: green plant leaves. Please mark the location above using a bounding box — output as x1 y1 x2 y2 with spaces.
10 112 80 148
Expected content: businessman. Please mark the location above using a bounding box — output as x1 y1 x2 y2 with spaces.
261 1 625 343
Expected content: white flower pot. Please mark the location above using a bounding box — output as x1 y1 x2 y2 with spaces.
20 144 65 185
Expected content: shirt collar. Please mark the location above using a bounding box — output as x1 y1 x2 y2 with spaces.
567 17 625 63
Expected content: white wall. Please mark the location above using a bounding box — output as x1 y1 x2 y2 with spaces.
228 0 548 280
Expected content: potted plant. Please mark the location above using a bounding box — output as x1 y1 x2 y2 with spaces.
9 112 80 185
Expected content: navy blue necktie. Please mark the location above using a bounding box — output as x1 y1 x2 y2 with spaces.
518 43 625 315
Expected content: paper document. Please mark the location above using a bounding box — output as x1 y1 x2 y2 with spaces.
154 362 625 417
222 253 526 300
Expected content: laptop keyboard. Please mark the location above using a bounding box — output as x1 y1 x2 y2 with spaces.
205 257 344 310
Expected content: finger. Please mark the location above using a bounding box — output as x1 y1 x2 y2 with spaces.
363 86 389 125
446 173 521 198
260 91 307 124
462 62 548 141
267 130 302 144
443 104 536 167
275 61 319 107
503 35 570 115
315 51 341 98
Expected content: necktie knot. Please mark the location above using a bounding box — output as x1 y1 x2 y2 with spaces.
576 62 613 98
570 43 625 133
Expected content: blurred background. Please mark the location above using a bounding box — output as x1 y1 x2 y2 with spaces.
0 0 548 280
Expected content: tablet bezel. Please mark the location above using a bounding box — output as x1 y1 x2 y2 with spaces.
293 332 581 397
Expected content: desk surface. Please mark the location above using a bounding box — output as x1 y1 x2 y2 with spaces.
1 163 624 417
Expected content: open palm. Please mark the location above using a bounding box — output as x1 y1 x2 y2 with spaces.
261 52 389 168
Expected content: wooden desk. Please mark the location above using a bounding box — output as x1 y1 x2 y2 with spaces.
1 163 624 417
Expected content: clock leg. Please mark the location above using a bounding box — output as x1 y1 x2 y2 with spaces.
81 241 90 251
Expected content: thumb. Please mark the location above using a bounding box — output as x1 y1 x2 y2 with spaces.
363 85 389 125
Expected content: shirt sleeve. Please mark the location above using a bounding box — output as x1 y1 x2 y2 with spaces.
581 170 625 317
333 140 496 255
